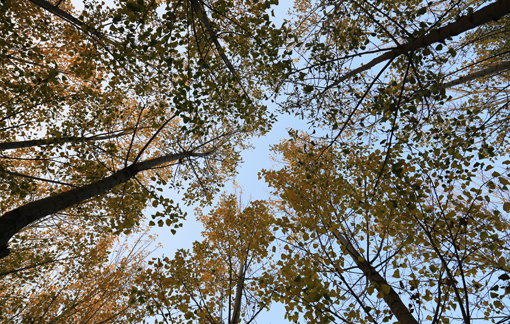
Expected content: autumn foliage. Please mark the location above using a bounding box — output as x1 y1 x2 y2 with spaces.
2 0 510 323
137 193 276 323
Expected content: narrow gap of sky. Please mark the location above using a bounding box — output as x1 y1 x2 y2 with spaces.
129 0 309 256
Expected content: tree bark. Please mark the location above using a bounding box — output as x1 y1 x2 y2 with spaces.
330 228 419 324
0 150 210 259
442 60 510 89
325 0 510 91
0 131 131 151
27 0 105 39
190 0 239 80
230 259 245 324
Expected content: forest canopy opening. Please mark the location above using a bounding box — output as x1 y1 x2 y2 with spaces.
1 0 510 323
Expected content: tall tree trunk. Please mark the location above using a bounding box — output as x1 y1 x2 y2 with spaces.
0 150 210 258
230 259 245 324
330 228 419 324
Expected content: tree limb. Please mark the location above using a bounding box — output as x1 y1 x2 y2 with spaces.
0 150 211 259
190 0 240 80
27 0 104 39
330 228 419 324
0 169 77 187
0 131 133 151
442 60 510 89
324 0 510 91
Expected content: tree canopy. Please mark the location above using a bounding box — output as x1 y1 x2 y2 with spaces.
1 0 510 323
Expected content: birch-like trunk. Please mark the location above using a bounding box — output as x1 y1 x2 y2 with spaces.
229 259 245 324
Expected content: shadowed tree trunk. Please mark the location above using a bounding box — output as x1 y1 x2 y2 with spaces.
0 150 211 258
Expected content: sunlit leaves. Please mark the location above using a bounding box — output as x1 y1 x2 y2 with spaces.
254 0 510 322
139 193 276 323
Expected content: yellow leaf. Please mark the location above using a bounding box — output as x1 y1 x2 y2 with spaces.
409 280 420 288
498 257 506 267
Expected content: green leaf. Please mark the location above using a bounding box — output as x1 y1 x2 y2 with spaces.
303 85 314 93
